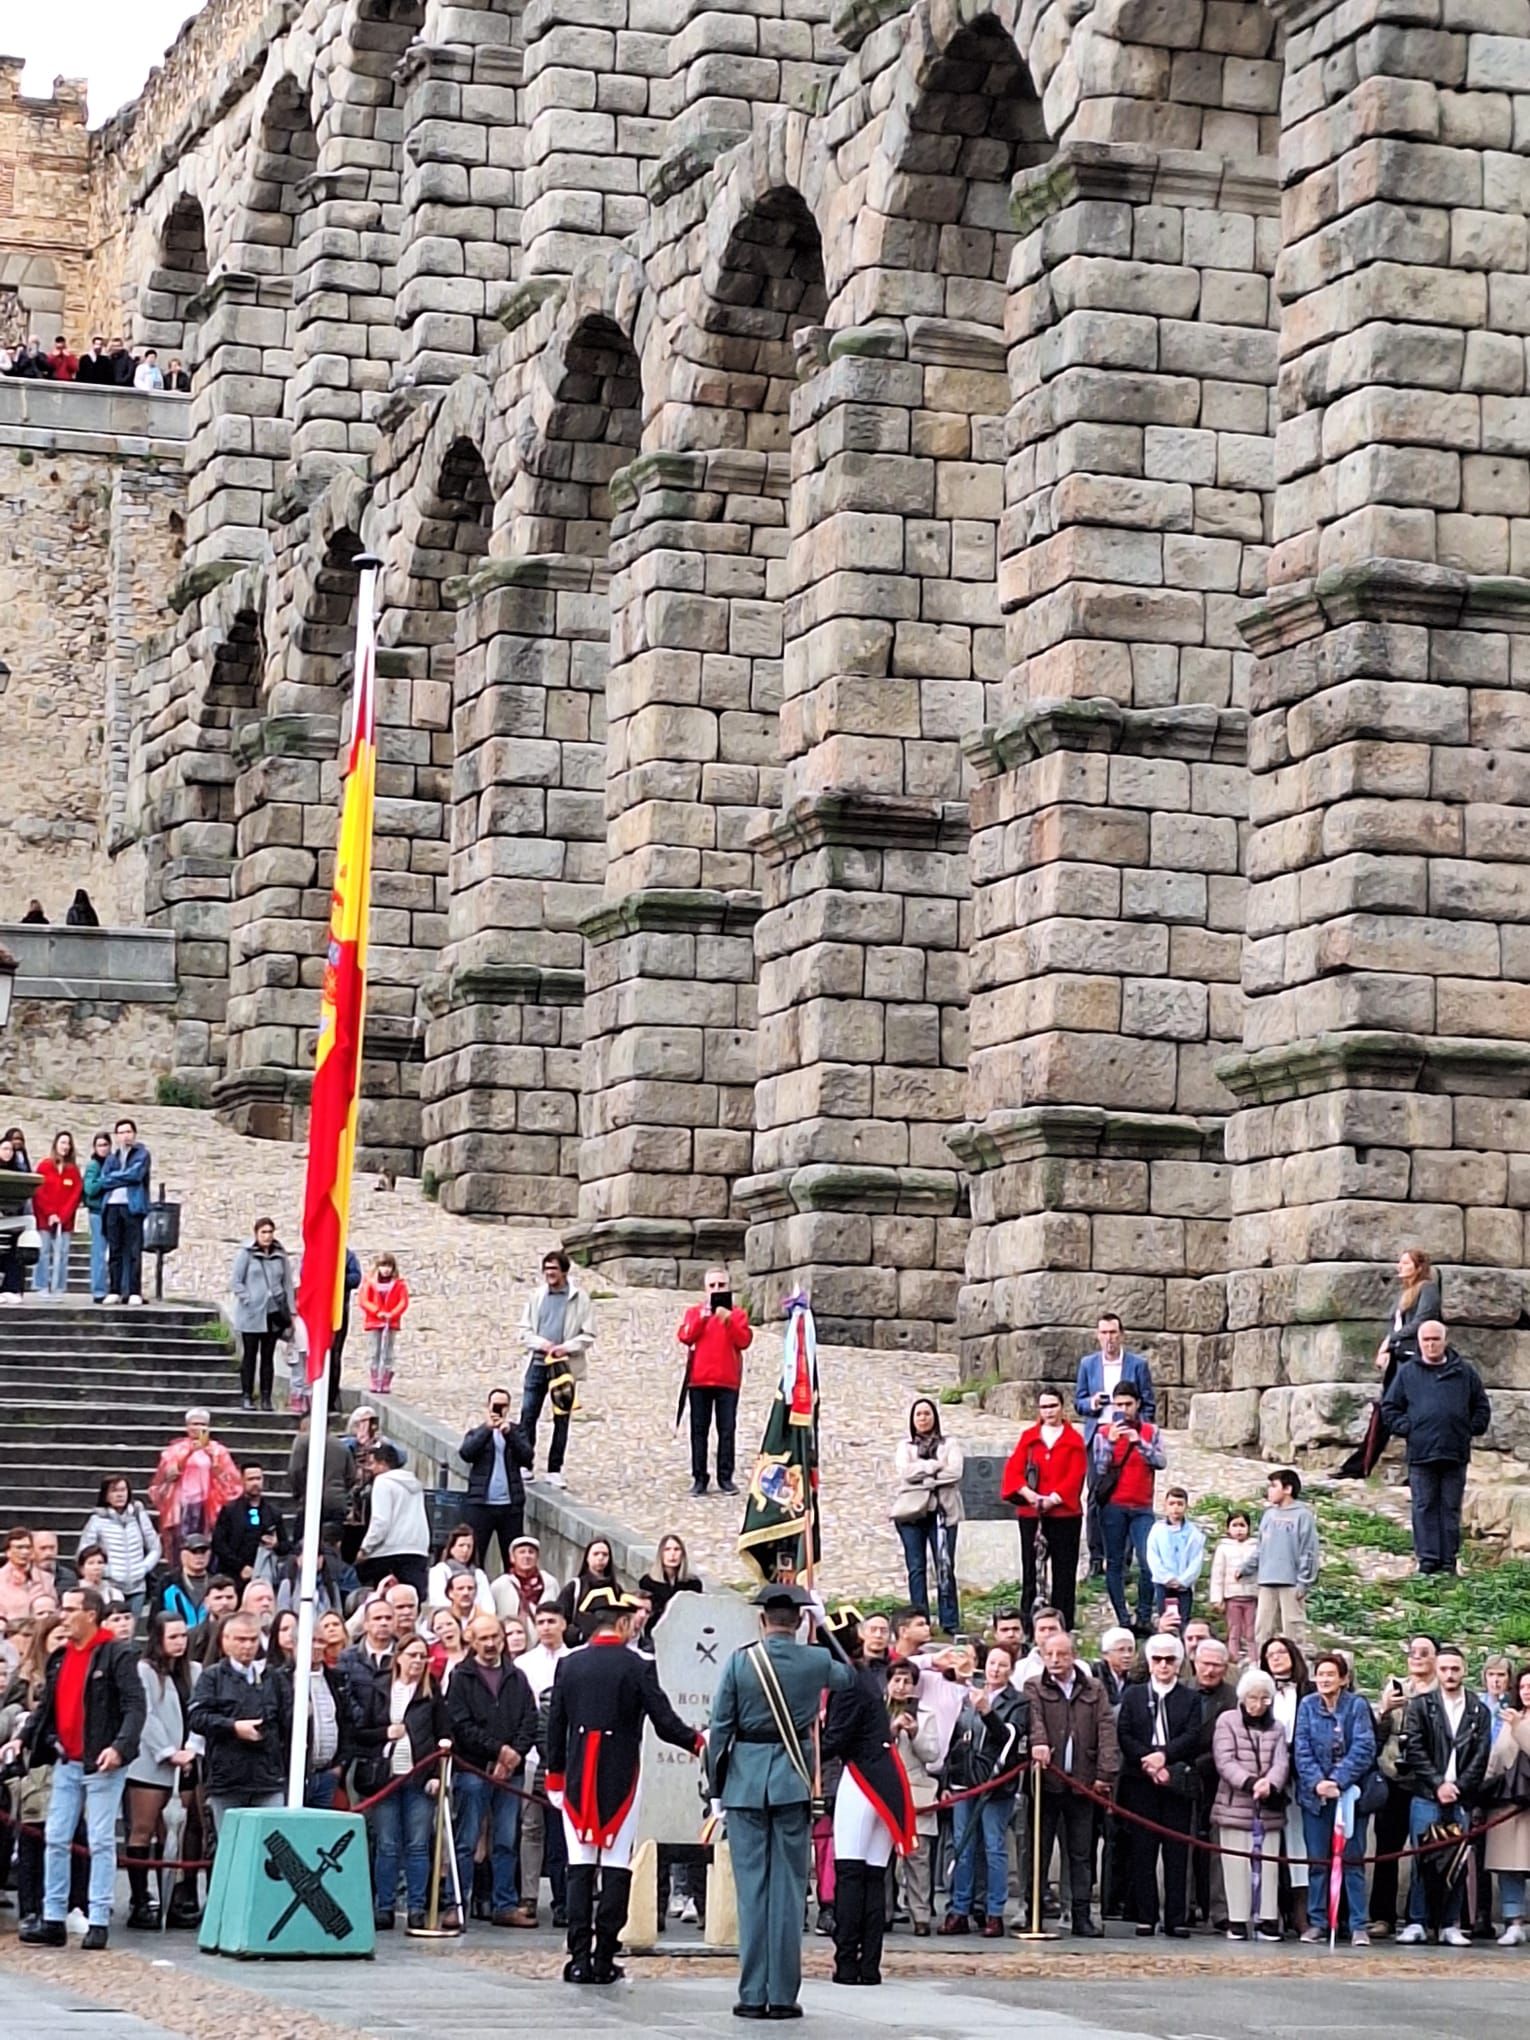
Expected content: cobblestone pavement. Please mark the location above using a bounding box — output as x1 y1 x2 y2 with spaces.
0 1090 1408 1602
1 1929 1526 2039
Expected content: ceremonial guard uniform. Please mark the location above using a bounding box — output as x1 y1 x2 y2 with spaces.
820 1617 916 1987
545 1586 702 1985
707 1584 855 2019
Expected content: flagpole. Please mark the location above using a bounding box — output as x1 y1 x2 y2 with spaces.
287 553 382 1809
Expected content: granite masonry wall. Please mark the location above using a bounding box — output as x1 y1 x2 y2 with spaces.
7 0 1530 1464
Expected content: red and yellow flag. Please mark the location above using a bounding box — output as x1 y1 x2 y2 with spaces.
296 558 380 1382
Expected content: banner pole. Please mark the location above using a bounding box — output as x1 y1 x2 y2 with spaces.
286 553 381 1810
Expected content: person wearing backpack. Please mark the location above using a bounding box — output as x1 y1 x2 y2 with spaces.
1091 1383 1167 1637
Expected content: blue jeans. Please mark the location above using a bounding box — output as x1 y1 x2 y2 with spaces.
1303 1803 1369 1935
1103 1505 1154 1629
88 1208 107 1298
453 1768 521 1914
1503 1870 1526 1920
897 1516 960 1634
950 1791 1016 1920
33 1226 71 1292
44 1761 127 1926
370 1781 435 1915
1408 1795 1464 1928
306 1768 342 1809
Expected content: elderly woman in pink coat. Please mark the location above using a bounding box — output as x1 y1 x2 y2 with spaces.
148 1407 243 1567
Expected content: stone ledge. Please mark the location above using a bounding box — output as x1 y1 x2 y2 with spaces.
234 713 340 764
966 699 1247 778
447 963 586 1008
1243 559 1530 657
580 887 762 945
950 1107 1225 1171
1220 1033 1530 1105
0 923 178 1004
0 380 190 455
756 791 969 864
1012 141 1278 237
735 1164 963 1219
448 552 606 606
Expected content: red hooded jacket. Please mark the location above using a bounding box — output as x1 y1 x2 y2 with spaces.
33 1158 85 1231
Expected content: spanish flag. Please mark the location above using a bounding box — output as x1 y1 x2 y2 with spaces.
296 556 381 1383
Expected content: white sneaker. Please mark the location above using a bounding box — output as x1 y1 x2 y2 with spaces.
1442 1926 1472 1947
127 1294 144 1306
102 1293 120 1306
1499 1921 1527 1945
1350 1931 1371 1947
66 1907 89 1938
669 1894 686 1918
1396 1922 1427 1944
679 1897 699 1925
545 1471 567 1490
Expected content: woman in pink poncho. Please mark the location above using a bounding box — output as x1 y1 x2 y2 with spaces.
148 1406 243 1567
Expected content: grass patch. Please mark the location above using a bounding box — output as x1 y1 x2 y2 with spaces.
155 1075 210 1109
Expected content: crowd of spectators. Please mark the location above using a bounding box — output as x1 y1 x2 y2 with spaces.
1 335 190 392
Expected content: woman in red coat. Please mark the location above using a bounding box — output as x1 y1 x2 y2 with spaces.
1000 1387 1087 1635
31 1131 84 1295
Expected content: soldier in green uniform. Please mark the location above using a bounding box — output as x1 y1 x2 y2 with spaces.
707 1583 855 2020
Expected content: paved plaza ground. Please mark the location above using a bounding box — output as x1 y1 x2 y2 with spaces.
1 1932 1526 2040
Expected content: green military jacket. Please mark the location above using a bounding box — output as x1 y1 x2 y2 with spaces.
708 1634 855 1809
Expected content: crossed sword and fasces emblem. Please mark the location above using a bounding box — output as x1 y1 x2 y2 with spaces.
264 1826 356 1940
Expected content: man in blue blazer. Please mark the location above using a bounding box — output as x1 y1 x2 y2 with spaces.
1074 1313 1156 1574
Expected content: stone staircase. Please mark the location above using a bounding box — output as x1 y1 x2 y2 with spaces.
0 1240 295 1547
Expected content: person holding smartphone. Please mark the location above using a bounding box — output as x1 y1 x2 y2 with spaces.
676 1267 752 1496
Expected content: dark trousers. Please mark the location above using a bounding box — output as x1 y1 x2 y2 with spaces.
1084 1443 1106 1563
104 1203 144 1299
1410 1459 1467 1573
520 1359 569 1473
357 1551 429 1597
241 1329 279 1401
1019 1514 1081 1633
688 1385 738 1485
1039 1790 1097 1925
1368 1779 1410 1928
329 1304 350 1412
464 1501 524 1576
1124 1785 1191 1930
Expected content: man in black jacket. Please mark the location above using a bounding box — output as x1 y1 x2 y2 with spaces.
1382 1320 1492 1576
448 1610 537 1925
1187 1637 1236 1930
546 1586 702 1985
1399 1643 1491 1944
1116 1633 1201 1938
458 1388 534 1573
211 1461 289 1584
187 1611 291 1838
18 1584 146 1949
339 1596 396 1798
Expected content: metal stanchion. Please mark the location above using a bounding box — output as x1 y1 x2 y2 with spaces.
1012 1762 1058 1941
408 1751 464 1939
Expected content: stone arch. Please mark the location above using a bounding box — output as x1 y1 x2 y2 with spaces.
136 194 209 361
246 74 321 276
421 324 634 1222
0 252 64 346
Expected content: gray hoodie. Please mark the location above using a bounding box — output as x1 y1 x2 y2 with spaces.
359 1466 430 1560
1255 1499 1320 1590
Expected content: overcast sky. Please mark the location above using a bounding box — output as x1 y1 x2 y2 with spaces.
13 2 201 126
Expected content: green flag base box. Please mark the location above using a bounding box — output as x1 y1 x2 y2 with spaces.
199 1807 375 1960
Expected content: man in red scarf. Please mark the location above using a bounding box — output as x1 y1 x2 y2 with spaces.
19 1585 145 1948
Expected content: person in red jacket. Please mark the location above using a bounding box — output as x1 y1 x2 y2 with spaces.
32 1131 84 1295
357 1254 410 1395
676 1268 752 1497
1091 1383 1168 1637
1000 1387 1087 1636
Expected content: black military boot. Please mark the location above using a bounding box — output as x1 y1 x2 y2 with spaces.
593 1865 632 1983
859 1863 887 1985
832 1860 864 1984
563 1865 596 1983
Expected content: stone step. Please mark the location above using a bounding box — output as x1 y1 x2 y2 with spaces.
0 1372 253 1402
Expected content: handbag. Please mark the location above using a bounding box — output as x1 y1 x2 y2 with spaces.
1356 1769 1389 1817
892 1484 935 1525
